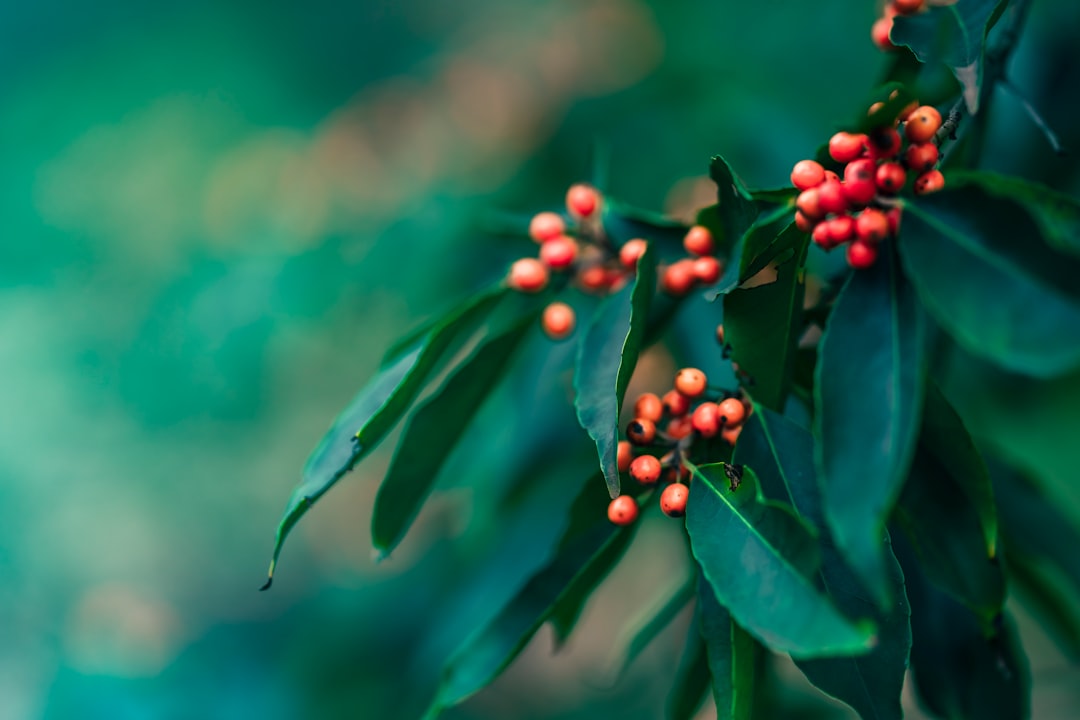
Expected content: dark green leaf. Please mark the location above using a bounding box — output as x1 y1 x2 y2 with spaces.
709 155 759 250
666 615 711 720
816 246 928 606
608 575 694 678
900 180 1080 377
706 206 795 300
685 461 874 657
1007 556 1080 661
574 245 657 497
697 573 756 720
735 408 910 720
371 317 535 555
749 187 798 207
897 534 1031 720
723 224 808 410
891 0 1010 111
262 286 506 587
602 199 689 256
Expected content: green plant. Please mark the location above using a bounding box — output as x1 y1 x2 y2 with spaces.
261 1 1080 717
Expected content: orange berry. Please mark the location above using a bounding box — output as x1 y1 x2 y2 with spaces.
817 179 848 215
619 239 648 270
721 424 742 446
905 106 942 143
566 184 600 219
914 169 945 195
617 440 634 473
790 160 826 190
630 455 662 485
692 256 722 285
634 393 664 423
855 209 889 244
828 132 868 163
661 260 697 296
683 226 715 257
691 402 721 438
795 211 815 233
905 142 940 173
539 236 578 270
626 418 657 446
893 0 925 15
608 495 639 525
666 415 694 439
528 212 565 242
875 162 907 194
847 240 878 269
662 390 691 417
674 368 708 398
541 302 576 340
508 258 549 292
868 101 886 116
660 483 689 518
869 126 903 160
871 17 895 51
718 398 746 427
796 188 824 220
578 265 610 293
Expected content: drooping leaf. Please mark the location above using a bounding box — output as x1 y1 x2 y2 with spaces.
736 408 910 720
262 286 507 587
816 245 929 607
707 206 795 300
709 155 759 250
723 224 808 411
685 461 875 658
900 178 1080 377
608 574 695 678
697 572 756 720
666 614 711 720
896 534 1031 720
574 245 657 498
371 317 535 555
891 0 1011 112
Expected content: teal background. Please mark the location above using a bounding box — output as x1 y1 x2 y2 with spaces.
3 1 1080 718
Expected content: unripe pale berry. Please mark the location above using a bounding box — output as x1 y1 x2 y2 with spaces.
674 368 707 398
817 179 848 215
855 208 889 244
683 226 715 257
905 106 942 143
660 483 689 518
617 440 634 473
529 212 565 242
914 169 945 195
539 236 578 270
619 238 648 270
666 415 693 440
718 397 746 427
715 324 725 345
634 393 664 423
662 390 691 417
847 240 878 269
630 455 662 485
566 184 600 219
868 101 886 117
905 142 940 173
661 260 697 296
691 402 721 438
829 132 868 163
876 162 907 194
626 418 657 446
692 256 722 285
541 302 576 339
608 495 639 525
508 258 549 292
790 160 826 190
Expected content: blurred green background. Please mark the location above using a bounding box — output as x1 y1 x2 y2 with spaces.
4 1 1080 718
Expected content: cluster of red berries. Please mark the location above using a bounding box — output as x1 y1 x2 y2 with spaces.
606 367 751 526
872 0 927 52
507 184 726 340
791 96 945 269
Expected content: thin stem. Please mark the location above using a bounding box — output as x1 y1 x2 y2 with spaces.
999 80 1067 156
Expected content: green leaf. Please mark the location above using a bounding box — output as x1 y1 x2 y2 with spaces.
608 574 694 678
706 205 795 300
371 317 535 555
735 408 910 720
666 616 711 720
897 535 1031 720
921 382 998 558
262 286 507 587
697 573 756 720
723 224 808 410
685 461 875 658
602 199 689 256
891 0 1010 112
574 245 657 498
709 155 759 250
900 178 1080 377
815 245 928 607
856 83 921 133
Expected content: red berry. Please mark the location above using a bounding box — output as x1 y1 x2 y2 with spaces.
905 142 940 173
887 207 903 236
692 256 722 285
626 418 657 446
508 258 549 292
528 212 565 242
847 240 878 269
541 302 576 339
539 236 578 270
617 440 633 473
721 424 742 446
718 398 746 427
871 17 895 51
661 260 697 296
619 239 648 270
674 368 708 398
905 106 942 143
634 393 664 423
796 188 824 220
855 209 890 244
566 184 600 219
914 169 945 195
828 132 868 163
812 222 833 248
660 483 689 518
893 0 926 15
691 402 721 438
630 455 662 485
843 180 877 207
683 226 715 257
844 158 876 185
824 170 840 182
825 215 855 244
795 211 815 233
578 265 610 294
875 162 907 194
666 415 693 440
790 160 826 190
608 495 639 525
663 390 691 417
817 180 848 215
869 126 903 159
